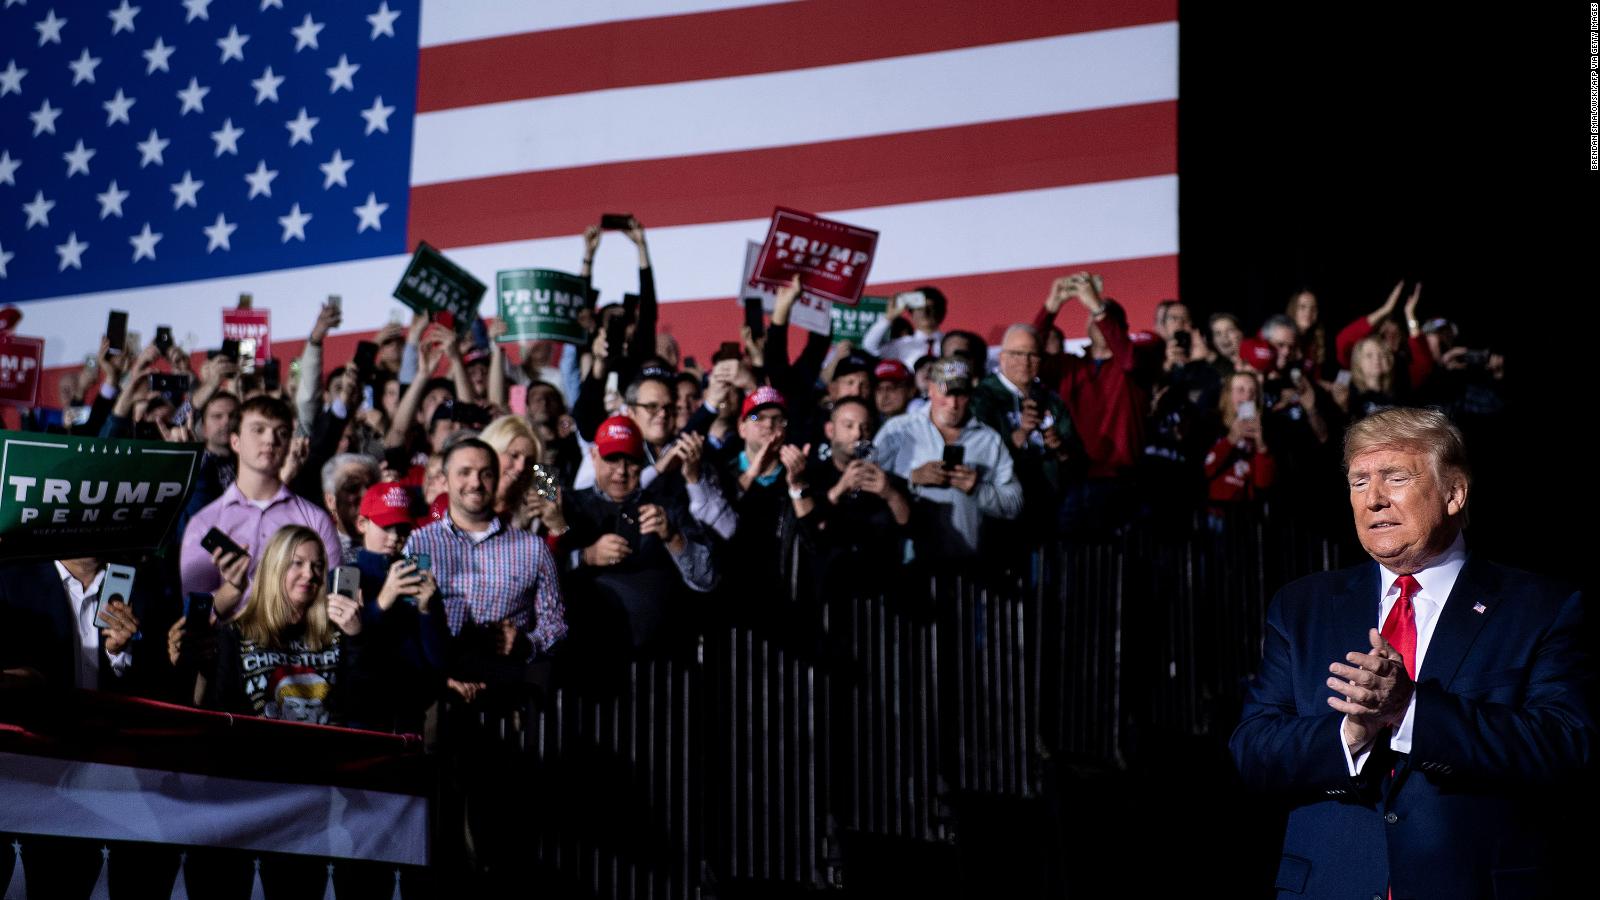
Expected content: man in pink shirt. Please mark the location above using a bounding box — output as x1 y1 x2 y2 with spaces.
179 395 342 619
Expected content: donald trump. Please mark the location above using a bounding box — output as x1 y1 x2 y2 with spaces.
1231 407 1594 899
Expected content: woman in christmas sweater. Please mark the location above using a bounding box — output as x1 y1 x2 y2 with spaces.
209 525 367 726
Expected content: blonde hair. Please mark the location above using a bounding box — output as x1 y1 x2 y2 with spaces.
1343 407 1471 490
235 525 333 651
1348 334 1394 395
480 414 543 466
1218 371 1262 428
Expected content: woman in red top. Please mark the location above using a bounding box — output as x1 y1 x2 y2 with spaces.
1204 371 1276 512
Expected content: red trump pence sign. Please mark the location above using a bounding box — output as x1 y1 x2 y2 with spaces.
221 308 271 364
0 335 44 407
751 208 878 307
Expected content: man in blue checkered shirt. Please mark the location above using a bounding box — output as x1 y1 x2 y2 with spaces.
404 437 566 672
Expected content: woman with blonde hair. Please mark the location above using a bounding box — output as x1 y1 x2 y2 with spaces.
209 525 365 725
1341 334 1396 422
1204 371 1276 514
479 414 544 522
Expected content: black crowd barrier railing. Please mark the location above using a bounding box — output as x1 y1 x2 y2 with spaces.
440 506 1353 897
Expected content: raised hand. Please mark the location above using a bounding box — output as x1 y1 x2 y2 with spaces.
773 274 802 326
1404 282 1423 327
310 301 342 345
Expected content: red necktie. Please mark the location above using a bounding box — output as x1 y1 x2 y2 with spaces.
1382 574 1420 681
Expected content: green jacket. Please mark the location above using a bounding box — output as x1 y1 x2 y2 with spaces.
968 373 1081 500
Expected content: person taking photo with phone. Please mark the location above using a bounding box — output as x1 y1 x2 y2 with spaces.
349 482 453 730
204 525 367 726
874 357 1022 565
179 395 343 619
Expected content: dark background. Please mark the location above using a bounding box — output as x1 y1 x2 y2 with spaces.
1180 2 1595 591
1156 4 1598 893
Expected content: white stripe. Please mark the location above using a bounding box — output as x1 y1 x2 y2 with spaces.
411 24 1178 186
0 752 428 865
419 0 798 48
20 177 1175 366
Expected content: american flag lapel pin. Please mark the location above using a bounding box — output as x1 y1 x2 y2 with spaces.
1472 602 1487 614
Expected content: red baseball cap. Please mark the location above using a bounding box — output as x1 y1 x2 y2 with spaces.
874 359 912 384
0 306 20 333
1239 337 1276 373
359 482 414 529
740 385 787 419
594 415 645 460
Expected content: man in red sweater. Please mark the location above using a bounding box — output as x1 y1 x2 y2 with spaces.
1033 273 1145 535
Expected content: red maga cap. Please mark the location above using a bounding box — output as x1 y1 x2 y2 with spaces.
873 358 912 384
1239 337 1276 373
359 482 413 528
740 385 787 419
594 415 645 460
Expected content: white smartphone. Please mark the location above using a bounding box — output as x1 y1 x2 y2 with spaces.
95 563 136 628
896 290 927 310
1236 400 1257 422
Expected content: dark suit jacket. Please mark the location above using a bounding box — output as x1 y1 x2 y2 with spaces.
1230 554 1595 900
0 560 172 694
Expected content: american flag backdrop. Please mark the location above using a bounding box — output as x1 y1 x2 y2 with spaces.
0 0 1177 373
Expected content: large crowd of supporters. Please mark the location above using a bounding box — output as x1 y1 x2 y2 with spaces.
0 219 1507 732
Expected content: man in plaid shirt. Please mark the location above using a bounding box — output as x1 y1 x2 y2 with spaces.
405 437 566 671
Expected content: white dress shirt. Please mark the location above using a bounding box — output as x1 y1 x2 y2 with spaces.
1343 532 1468 774
53 562 133 690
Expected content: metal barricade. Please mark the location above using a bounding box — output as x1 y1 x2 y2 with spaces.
436 511 1347 896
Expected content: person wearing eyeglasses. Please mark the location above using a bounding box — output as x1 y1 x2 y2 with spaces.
970 324 1080 552
556 416 716 664
573 371 738 542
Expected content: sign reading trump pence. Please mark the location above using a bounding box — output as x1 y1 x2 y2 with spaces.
496 269 590 345
0 433 201 559
751 208 878 306
394 242 487 333
0 335 44 408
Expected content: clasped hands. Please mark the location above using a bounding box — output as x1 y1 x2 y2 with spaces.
1327 628 1414 752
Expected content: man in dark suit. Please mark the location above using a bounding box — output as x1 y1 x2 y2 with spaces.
0 556 169 693
1231 407 1594 900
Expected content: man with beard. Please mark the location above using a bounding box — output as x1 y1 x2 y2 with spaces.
788 397 911 598
404 438 566 681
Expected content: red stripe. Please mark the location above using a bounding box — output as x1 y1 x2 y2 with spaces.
417 0 1177 111
21 257 1178 418
407 102 1176 249
655 255 1179 363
